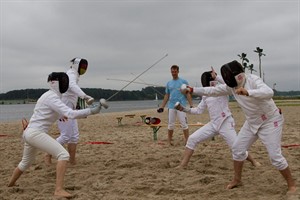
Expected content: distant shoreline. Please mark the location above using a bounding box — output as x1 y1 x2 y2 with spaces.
1 95 300 105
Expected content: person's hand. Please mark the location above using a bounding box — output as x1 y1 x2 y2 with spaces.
174 102 183 111
180 84 193 94
174 102 190 112
157 108 164 113
211 66 217 80
99 98 109 109
84 95 94 105
59 116 68 122
90 104 101 114
235 87 249 96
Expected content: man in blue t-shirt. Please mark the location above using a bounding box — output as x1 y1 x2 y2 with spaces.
157 65 193 145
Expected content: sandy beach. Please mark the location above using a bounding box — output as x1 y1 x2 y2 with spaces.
0 102 299 200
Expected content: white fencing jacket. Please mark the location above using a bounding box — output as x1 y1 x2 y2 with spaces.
27 82 91 133
193 74 278 133
189 76 232 130
62 68 87 108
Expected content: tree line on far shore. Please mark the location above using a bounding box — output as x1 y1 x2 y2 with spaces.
0 87 166 103
0 87 300 104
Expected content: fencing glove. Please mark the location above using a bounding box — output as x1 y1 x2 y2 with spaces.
174 102 190 112
84 95 94 105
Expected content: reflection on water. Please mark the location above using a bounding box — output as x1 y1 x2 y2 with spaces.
0 100 162 122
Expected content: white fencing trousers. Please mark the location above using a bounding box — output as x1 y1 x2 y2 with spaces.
186 116 238 151
232 113 288 170
18 128 69 172
56 118 79 145
56 101 79 145
168 108 188 130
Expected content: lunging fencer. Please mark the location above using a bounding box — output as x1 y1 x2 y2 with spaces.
45 57 94 166
181 60 296 195
8 72 108 198
175 67 260 168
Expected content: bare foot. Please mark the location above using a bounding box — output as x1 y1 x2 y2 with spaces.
287 186 297 195
226 179 242 189
287 187 298 200
252 161 261 167
175 165 187 169
54 189 73 199
7 183 18 187
44 154 52 166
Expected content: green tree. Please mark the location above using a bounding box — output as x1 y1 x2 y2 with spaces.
238 53 256 73
254 47 266 78
237 53 249 70
248 64 256 74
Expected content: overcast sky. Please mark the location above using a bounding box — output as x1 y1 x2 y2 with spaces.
1 0 299 94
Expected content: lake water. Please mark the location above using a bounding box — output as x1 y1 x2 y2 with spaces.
0 100 163 122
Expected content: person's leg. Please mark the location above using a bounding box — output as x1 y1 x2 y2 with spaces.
54 160 72 198
177 110 189 145
28 131 71 197
183 129 189 145
67 143 77 165
68 119 79 165
258 114 296 194
8 167 23 187
245 154 261 167
177 148 194 168
219 117 261 167
45 119 70 166
8 129 38 187
279 167 296 194
168 109 176 145
178 123 216 168
226 160 244 189
227 121 257 189
167 130 174 145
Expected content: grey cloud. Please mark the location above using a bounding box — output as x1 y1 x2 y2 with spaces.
1 1 299 93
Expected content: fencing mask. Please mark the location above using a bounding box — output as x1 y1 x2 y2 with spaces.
201 71 218 87
70 58 88 75
48 72 69 93
220 60 245 88
201 71 213 87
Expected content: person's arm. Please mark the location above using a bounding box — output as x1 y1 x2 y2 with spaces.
49 95 99 119
186 92 193 108
215 75 225 84
68 72 94 104
192 84 231 97
68 72 86 98
183 79 193 107
190 99 206 114
157 93 169 113
235 75 273 99
174 98 206 114
160 93 169 108
210 66 225 84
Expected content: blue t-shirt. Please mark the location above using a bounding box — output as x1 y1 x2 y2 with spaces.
165 78 189 109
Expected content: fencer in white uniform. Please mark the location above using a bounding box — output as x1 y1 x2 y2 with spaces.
46 58 94 165
175 69 259 168
181 61 296 194
8 72 107 198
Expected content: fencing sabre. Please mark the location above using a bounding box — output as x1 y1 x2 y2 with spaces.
130 72 164 97
106 53 168 101
106 78 165 88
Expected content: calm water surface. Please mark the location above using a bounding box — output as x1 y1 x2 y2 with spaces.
0 100 162 122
